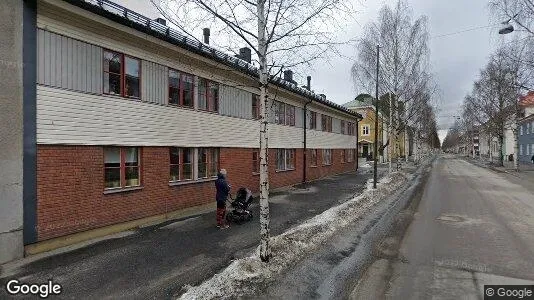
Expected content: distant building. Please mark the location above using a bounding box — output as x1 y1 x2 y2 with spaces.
518 92 534 163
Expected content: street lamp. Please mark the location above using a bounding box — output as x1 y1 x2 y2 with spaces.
498 13 519 35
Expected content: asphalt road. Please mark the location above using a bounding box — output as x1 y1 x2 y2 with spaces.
0 169 385 300
352 156 534 299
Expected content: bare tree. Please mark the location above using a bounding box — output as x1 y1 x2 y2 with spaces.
490 0 534 36
462 47 520 167
153 0 354 262
352 0 433 171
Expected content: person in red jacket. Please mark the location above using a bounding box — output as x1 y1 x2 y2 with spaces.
215 169 230 229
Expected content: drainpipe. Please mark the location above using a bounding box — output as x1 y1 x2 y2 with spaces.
356 118 360 171
303 98 313 183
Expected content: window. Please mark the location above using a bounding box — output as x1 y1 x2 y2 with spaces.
341 120 345 135
252 150 260 173
341 149 346 163
520 144 523 156
168 69 194 107
520 125 524 135
309 111 317 129
348 149 355 162
104 147 141 189
362 125 370 136
276 149 295 171
527 144 531 156
274 101 296 126
321 115 332 132
198 78 219 112
197 148 219 179
169 147 193 182
310 149 318 167
103 50 140 98
322 149 332 165
252 94 260 119
347 122 355 136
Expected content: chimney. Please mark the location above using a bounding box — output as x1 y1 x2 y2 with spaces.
239 47 251 63
283 70 294 83
319 93 326 100
154 17 166 26
203 28 210 44
306 76 311 90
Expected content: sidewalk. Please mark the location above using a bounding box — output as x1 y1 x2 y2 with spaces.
464 156 534 189
0 168 387 300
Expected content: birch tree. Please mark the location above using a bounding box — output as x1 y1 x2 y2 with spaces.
153 0 353 262
351 0 433 171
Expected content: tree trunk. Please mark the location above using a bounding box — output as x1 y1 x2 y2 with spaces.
257 0 270 262
388 93 393 173
498 134 504 167
513 119 519 171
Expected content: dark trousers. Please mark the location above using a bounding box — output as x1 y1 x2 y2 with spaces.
216 202 226 226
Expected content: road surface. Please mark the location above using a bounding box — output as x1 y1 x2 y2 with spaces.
352 156 534 299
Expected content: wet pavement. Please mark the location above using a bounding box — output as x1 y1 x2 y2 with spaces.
0 168 386 300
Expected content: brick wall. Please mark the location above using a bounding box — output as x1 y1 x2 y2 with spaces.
36 145 356 241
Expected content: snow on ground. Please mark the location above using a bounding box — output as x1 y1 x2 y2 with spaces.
179 171 412 300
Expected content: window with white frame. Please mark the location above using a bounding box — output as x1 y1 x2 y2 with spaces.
322 149 332 165
169 147 193 182
362 125 370 136
104 147 141 189
528 144 531 156
276 149 295 171
197 148 219 179
520 125 524 135
520 144 523 156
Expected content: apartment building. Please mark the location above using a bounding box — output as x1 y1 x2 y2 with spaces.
0 0 362 262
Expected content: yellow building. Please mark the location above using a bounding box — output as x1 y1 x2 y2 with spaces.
343 96 407 161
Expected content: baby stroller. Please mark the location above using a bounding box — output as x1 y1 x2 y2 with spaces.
226 188 253 224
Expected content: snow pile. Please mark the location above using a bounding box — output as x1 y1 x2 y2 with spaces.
179 171 411 300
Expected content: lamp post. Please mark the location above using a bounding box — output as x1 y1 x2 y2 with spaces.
373 44 380 189
498 17 521 172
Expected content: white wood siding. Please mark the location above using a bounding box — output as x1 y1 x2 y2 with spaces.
37 86 355 149
219 85 253 119
37 28 102 94
141 60 167 105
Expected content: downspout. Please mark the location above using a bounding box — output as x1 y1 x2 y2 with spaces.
303 98 313 183
356 117 360 171
303 76 312 183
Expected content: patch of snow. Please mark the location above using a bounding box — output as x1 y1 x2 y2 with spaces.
178 171 412 300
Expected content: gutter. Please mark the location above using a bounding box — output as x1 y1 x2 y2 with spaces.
62 0 362 119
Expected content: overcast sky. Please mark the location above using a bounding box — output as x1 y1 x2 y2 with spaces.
117 0 516 143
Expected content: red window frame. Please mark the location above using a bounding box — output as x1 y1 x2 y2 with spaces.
276 149 295 171
252 150 260 173
310 149 318 167
197 148 220 178
341 149 346 163
341 120 345 134
103 50 141 99
310 111 317 130
285 105 295 126
322 149 332 166
103 147 142 190
168 69 194 108
322 115 332 132
252 94 260 119
169 147 193 182
198 77 219 112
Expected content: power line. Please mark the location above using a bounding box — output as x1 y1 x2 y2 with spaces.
431 24 498 39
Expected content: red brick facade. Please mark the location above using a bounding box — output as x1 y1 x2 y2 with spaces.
37 145 356 241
